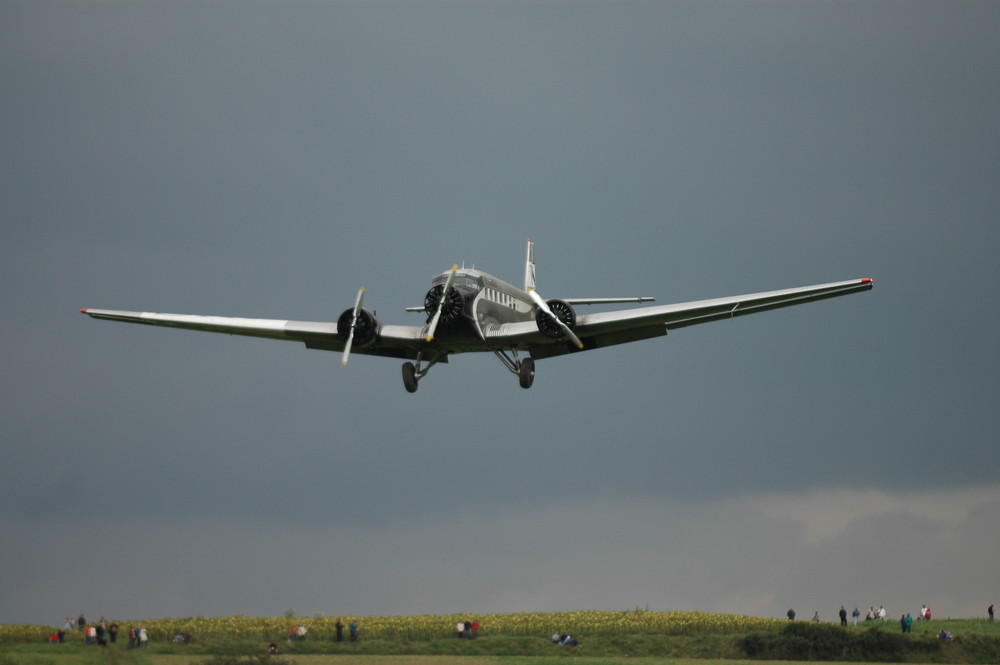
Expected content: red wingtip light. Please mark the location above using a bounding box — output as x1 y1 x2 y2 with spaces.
80 308 88 314
861 278 873 284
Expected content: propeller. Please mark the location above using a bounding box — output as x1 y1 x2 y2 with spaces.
528 289 584 349
340 286 366 365
425 265 458 342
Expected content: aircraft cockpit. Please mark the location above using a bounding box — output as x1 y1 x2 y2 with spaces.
432 269 483 293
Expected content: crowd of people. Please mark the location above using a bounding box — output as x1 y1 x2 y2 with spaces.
788 604 937 626
784 603 997 640
51 615 148 648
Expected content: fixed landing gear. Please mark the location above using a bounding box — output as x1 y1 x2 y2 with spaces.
518 357 535 389
400 352 442 393
494 349 535 390
401 350 536 392
402 362 419 393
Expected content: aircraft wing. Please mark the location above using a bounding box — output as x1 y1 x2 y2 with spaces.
486 278 874 360
79 309 431 361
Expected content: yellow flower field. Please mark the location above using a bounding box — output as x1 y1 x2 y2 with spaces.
2 610 783 644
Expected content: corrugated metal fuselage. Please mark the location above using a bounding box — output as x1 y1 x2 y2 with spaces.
427 269 534 349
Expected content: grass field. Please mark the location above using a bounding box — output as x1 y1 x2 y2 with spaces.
3 611 999 665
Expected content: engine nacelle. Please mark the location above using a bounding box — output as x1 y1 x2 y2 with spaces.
535 298 577 338
336 307 381 346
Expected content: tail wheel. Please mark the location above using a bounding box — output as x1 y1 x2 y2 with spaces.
518 358 535 389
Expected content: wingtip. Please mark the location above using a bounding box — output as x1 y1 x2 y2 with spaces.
80 308 88 314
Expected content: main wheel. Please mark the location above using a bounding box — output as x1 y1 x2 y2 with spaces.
518 357 535 389
402 362 419 393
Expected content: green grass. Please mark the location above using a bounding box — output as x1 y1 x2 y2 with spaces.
3 617 999 665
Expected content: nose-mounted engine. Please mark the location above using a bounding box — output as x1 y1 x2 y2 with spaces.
423 283 465 324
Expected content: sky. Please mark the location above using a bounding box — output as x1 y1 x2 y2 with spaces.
2 0 999 627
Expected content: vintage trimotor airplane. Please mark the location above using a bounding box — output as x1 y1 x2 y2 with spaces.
81 239 873 392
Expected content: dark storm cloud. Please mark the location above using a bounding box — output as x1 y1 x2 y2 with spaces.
2 1 998 625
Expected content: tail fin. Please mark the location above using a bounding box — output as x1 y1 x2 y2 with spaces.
523 238 536 292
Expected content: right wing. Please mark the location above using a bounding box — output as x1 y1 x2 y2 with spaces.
484 278 874 360
79 309 430 361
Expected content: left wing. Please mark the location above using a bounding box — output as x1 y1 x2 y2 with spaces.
79 309 430 360
485 278 874 359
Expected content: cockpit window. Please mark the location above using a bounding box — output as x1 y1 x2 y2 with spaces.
433 271 482 291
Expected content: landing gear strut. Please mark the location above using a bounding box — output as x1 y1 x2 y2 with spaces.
400 352 442 393
494 349 535 389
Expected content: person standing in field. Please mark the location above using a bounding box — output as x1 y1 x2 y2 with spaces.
349 620 358 641
839 606 848 626
989 604 994 621
787 608 795 620
472 619 480 638
852 607 860 626
336 618 344 642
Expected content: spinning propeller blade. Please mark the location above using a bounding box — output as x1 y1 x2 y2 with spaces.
341 286 366 365
528 289 584 349
425 265 458 342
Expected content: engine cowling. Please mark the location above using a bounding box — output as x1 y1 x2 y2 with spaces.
535 298 576 338
423 284 465 324
336 307 380 346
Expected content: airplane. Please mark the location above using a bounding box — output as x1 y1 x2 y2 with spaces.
81 239 873 393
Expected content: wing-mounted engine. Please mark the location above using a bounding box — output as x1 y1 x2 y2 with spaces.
337 307 381 346
337 286 383 366
534 297 577 339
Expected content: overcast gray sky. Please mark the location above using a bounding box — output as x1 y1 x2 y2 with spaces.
3 1 998 626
